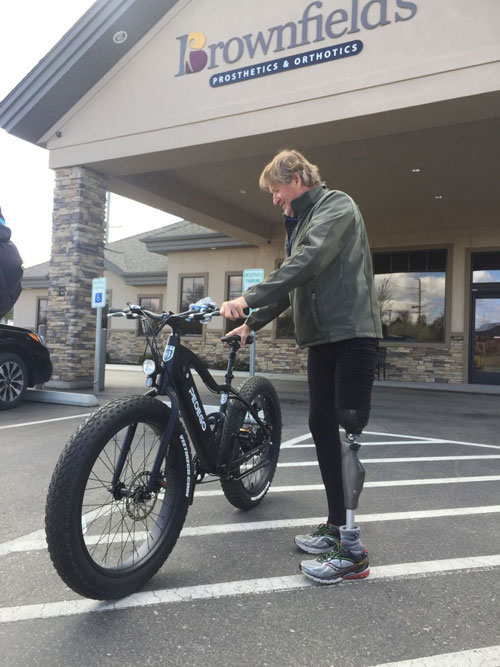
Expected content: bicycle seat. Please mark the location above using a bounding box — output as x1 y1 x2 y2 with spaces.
220 334 255 345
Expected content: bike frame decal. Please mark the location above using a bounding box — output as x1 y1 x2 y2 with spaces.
179 432 191 498
189 386 207 431
163 344 175 362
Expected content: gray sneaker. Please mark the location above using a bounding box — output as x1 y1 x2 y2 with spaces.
294 523 341 554
300 542 370 585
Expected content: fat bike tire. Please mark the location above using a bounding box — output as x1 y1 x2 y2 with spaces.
220 376 281 510
45 395 191 600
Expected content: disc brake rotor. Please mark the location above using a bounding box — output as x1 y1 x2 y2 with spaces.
125 471 160 520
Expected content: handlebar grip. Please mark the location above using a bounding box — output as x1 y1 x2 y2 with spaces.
220 334 255 345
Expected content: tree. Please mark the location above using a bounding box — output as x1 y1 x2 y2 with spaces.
376 276 393 324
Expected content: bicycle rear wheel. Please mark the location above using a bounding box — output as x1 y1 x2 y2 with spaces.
45 395 191 600
220 376 281 510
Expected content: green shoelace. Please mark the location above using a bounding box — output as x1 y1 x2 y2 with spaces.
317 542 349 563
312 523 337 537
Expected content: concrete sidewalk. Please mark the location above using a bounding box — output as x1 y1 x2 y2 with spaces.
24 363 500 408
107 363 500 395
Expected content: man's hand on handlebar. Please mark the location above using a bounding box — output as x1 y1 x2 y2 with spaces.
220 296 249 320
225 323 253 346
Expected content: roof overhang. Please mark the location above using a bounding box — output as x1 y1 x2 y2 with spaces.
142 233 255 255
21 276 49 289
123 272 167 286
0 0 179 145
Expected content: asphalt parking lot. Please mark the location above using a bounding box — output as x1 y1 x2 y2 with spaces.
1 368 500 667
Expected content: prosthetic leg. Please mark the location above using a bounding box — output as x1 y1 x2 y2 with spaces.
337 408 369 557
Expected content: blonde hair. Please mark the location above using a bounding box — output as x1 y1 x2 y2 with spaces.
259 149 322 190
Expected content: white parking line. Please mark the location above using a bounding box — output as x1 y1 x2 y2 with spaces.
194 475 500 496
281 433 313 447
283 432 500 451
1 554 500 625
364 430 500 451
3 505 499 555
282 440 442 449
372 644 500 667
278 455 500 466
0 413 91 430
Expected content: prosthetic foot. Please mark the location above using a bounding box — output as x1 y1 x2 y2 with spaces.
337 409 369 558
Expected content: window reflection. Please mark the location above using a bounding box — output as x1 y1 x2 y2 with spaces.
180 276 205 335
472 269 500 283
374 271 446 342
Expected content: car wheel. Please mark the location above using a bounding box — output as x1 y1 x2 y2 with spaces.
0 352 28 410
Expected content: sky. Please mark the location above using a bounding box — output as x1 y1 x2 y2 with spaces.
0 0 180 268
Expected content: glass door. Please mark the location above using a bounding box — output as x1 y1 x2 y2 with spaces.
470 288 500 384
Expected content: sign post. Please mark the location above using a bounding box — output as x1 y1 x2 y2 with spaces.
91 277 107 395
243 268 265 376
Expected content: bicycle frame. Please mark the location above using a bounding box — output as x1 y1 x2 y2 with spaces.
109 315 271 500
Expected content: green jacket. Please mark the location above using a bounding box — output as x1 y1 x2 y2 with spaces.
245 185 382 348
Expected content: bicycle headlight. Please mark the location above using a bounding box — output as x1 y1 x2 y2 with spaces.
142 359 156 376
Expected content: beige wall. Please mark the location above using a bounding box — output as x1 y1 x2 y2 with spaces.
166 242 283 333
13 288 46 329
103 271 166 332
46 0 500 167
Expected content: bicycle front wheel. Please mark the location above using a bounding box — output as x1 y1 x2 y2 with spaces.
45 395 191 600
220 376 281 510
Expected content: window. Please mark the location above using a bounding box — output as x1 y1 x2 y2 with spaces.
472 251 500 283
137 295 162 336
179 276 206 335
225 274 246 333
36 298 48 329
275 260 295 339
373 249 447 343
276 307 295 339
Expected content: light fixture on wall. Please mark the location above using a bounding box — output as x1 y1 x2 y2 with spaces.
434 195 443 199
239 190 247 194
410 168 421 173
113 30 128 44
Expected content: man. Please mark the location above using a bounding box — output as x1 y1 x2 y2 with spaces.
0 207 24 320
220 149 382 584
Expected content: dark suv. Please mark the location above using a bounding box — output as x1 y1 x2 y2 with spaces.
0 324 53 409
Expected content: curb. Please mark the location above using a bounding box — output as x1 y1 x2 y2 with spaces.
25 388 99 407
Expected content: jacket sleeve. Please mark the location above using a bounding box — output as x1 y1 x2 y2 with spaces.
245 294 291 331
244 192 356 310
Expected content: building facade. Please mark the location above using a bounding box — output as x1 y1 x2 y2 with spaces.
1 0 499 386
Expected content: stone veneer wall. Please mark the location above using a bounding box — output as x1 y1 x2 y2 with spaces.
107 329 309 372
382 335 464 383
108 330 465 383
46 167 107 388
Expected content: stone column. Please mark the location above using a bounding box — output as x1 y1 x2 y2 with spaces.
46 167 107 389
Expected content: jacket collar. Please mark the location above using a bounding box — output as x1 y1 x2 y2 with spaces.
291 184 328 217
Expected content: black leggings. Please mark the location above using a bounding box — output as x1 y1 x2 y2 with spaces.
307 338 378 527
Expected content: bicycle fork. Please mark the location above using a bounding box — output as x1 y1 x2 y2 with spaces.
109 390 181 500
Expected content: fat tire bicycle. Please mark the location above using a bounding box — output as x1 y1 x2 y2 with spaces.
45 299 281 600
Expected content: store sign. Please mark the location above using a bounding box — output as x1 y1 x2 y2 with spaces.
175 0 417 83
210 40 362 88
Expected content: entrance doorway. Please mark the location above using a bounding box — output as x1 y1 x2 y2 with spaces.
470 252 500 385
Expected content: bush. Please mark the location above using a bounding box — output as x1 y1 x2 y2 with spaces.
137 352 154 365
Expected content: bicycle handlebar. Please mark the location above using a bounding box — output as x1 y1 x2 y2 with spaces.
107 302 221 323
